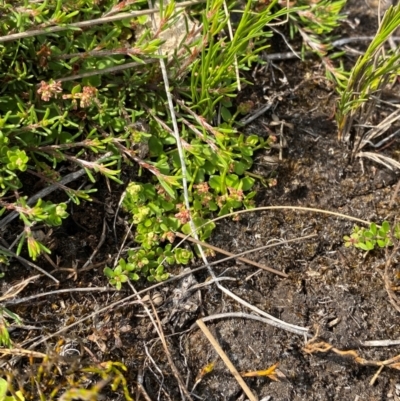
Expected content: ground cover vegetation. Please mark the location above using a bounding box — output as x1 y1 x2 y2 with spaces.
0 0 400 399
0 0 345 283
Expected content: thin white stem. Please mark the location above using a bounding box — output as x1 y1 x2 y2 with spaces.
4 287 114 305
197 312 310 337
361 339 400 347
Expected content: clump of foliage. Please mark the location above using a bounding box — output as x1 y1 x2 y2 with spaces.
344 221 400 251
287 0 347 56
336 2 400 168
0 0 347 289
1 360 132 401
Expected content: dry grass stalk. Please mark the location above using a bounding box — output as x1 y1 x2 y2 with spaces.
196 319 258 401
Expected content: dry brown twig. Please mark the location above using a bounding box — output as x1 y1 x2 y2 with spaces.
304 335 400 386
0 245 59 284
0 275 41 302
0 348 47 358
195 312 309 337
304 338 400 370
196 319 258 401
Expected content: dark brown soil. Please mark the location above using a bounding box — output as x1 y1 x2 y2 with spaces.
1 1 400 400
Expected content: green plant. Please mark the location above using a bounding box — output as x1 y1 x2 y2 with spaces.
0 359 132 401
0 0 350 285
60 361 133 401
0 378 25 401
344 221 400 251
287 0 347 56
0 306 21 348
336 3 400 167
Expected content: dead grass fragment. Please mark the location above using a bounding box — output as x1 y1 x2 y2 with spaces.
304 336 400 385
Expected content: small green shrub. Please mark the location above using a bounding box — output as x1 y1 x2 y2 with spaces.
344 221 400 251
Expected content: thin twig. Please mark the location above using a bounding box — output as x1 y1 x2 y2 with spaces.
171 206 372 259
361 339 400 347
3 287 114 306
270 26 301 60
0 348 47 358
263 37 400 61
197 319 258 401
0 275 41 302
81 218 107 270
0 245 58 284
356 151 400 170
304 338 400 371
57 60 159 83
175 231 317 278
137 383 153 401
143 344 167 400
239 101 276 126
333 36 400 47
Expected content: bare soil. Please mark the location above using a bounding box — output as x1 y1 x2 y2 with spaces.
1 1 400 400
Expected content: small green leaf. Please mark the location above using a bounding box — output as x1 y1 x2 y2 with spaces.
148 136 163 156
381 221 390 233
377 239 387 248
157 177 175 199
360 241 374 251
209 175 222 192
71 84 81 95
369 223 377 235
241 176 255 191
225 174 239 188
221 106 232 122
129 272 139 281
96 58 115 70
193 199 202 210
234 161 246 175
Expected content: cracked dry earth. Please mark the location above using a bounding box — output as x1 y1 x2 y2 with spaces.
2 1 400 401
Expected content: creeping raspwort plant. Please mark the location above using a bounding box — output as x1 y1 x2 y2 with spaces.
344 221 400 251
